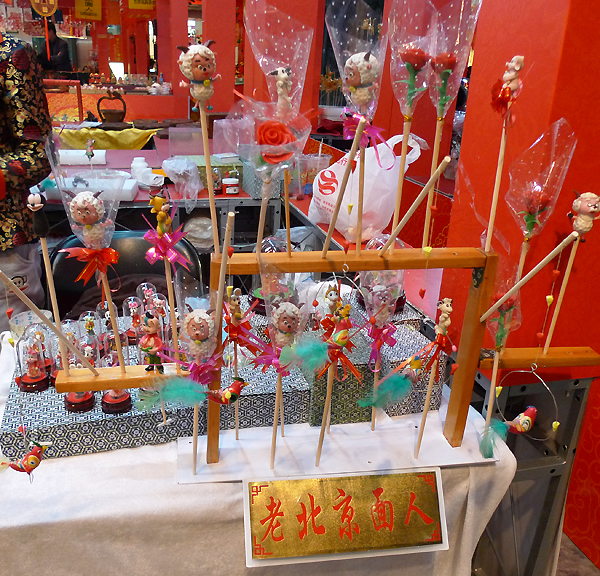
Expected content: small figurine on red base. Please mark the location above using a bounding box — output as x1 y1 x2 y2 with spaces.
16 334 49 392
139 311 164 374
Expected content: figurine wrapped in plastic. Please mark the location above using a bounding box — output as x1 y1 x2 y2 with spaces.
491 55 524 120
244 0 313 119
177 41 221 111
63 190 111 250
123 296 143 342
139 312 164 374
184 309 214 361
325 0 387 119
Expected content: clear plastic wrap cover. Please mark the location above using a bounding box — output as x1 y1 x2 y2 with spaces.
359 235 405 328
429 0 480 119
182 305 216 362
487 259 522 350
259 261 310 352
162 157 201 214
224 99 311 183
244 0 314 119
505 118 577 239
325 0 388 119
56 170 125 249
389 0 437 116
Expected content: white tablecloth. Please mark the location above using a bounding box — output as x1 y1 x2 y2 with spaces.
0 332 516 576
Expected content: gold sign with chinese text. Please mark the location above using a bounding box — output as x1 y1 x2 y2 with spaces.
245 469 446 565
128 0 155 9
31 0 58 18
75 0 101 21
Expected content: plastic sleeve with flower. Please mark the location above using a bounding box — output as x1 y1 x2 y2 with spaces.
487 262 522 350
505 118 577 238
428 0 481 119
388 0 436 115
325 0 388 119
0 38 51 201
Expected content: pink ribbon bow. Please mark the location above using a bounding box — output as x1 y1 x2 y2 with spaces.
342 111 395 169
144 225 191 270
368 324 397 371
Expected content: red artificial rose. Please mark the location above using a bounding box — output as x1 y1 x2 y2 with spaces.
8 160 26 176
524 184 554 215
256 120 296 165
432 53 457 75
492 293 517 312
400 48 430 72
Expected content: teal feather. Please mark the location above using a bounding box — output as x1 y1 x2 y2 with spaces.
135 388 163 412
358 373 412 409
479 419 509 458
295 338 329 374
161 376 208 407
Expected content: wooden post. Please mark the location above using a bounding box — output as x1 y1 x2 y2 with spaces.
444 251 498 446
204 212 235 465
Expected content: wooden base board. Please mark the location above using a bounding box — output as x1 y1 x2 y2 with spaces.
478 346 600 371
55 364 186 393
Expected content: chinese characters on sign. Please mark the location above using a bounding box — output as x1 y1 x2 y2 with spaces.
75 0 101 21
247 470 445 563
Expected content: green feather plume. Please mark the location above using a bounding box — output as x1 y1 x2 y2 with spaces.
135 377 208 411
294 338 329 374
479 418 509 458
358 373 412 409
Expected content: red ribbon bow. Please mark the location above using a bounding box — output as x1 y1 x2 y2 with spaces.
368 324 397 371
342 111 394 169
144 225 190 270
59 247 119 285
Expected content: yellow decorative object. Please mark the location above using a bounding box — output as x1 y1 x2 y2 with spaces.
546 295 554 307
552 421 560 431
347 203 354 215
423 246 433 255
248 471 444 561
56 127 158 151
495 386 503 398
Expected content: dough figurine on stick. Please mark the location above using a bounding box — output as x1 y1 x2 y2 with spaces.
542 193 599 354
177 41 221 111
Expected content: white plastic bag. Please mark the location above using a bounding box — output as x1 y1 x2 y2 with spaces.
308 134 422 242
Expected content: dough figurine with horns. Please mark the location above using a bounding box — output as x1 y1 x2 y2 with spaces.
177 41 222 111
344 51 379 109
570 192 600 237
270 66 292 113
62 189 111 249
184 309 215 360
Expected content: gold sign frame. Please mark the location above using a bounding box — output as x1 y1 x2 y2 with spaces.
243 468 447 566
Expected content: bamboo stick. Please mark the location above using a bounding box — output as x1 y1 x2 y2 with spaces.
40 237 69 377
484 113 510 252
321 118 367 256
255 182 270 255
415 359 438 459
356 145 365 255
480 232 578 322
316 361 336 466
284 170 291 257
270 373 283 469
164 258 180 371
390 115 412 255
199 105 220 257
0 267 98 375
234 342 239 440
101 274 126 375
371 360 380 431
543 237 580 354
379 156 451 257
484 351 501 430
517 238 530 281
422 118 444 249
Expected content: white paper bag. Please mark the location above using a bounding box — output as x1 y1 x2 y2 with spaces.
308 134 422 242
